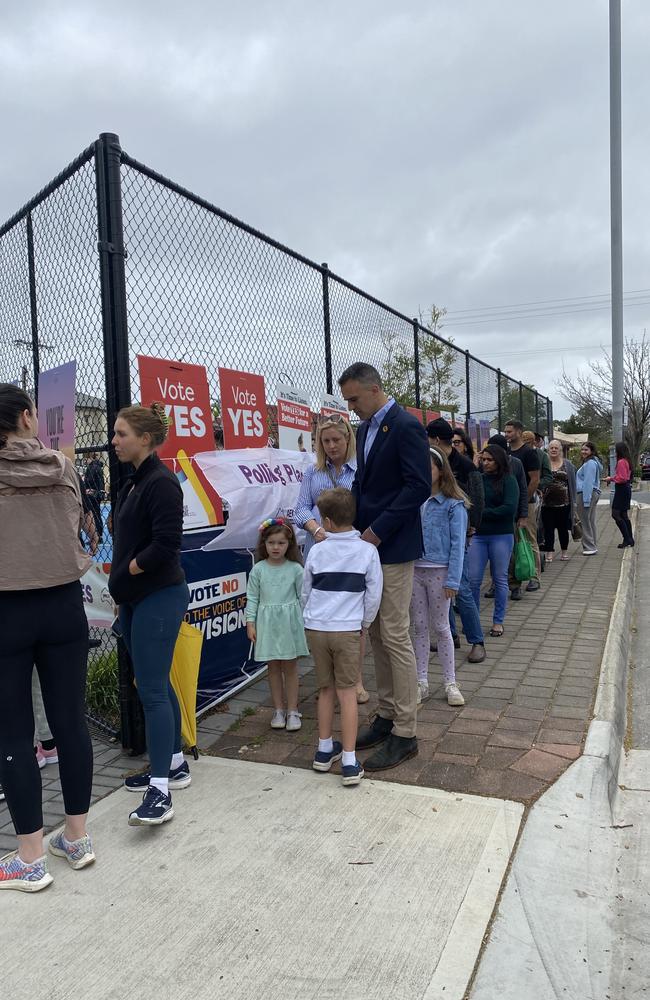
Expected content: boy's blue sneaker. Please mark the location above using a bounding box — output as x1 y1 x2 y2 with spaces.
128 786 174 826
312 740 343 773
341 760 364 786
124 760 191 792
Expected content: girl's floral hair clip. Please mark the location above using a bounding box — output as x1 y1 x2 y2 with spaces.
259 517 286 531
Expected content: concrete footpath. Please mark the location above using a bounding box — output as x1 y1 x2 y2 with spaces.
470 508 649 1000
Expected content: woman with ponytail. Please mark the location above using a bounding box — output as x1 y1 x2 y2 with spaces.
0 384 94 891
109 403 189 827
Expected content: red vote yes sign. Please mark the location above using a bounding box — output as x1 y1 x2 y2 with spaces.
219 367 268 449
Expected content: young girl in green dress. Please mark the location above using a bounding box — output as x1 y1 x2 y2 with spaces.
246 519 309 731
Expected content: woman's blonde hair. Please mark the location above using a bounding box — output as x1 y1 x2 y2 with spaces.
117 403 169 448
429 447 471 507
521 430 536 447
315 417 356 470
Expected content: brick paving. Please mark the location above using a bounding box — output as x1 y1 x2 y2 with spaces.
207 508 625 804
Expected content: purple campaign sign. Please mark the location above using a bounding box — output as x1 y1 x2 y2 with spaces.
38 361 76 459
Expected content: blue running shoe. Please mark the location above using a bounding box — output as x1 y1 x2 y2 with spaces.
0 854 53 892
341 760 364 786
124 760 191 792
128 786 174 826
49 830 96 870
312 740 343 772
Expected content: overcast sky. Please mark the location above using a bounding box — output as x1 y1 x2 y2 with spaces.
2 1 649 418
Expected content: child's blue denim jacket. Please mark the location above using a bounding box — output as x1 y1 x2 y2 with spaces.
419 494 468 592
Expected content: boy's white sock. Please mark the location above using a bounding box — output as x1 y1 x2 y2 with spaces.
342 750 356 766
318 738 334 753
150 777 169 795
170 752 184 770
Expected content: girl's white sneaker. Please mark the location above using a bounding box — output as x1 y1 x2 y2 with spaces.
286 711 302 732
417 681 430 705
270 710 286 729
445 683 465 707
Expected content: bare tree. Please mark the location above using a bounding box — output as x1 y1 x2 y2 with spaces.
556 333 650 466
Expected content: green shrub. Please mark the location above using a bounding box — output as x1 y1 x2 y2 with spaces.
86 650 119 722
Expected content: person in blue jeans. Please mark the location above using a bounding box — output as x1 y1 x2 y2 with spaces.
109 403 190 828
427 418 485 664
468 445 519 637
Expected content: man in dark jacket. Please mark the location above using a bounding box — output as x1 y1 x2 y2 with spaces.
427 418 486 663
339 363 431 771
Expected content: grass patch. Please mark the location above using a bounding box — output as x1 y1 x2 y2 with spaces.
86 649 120 723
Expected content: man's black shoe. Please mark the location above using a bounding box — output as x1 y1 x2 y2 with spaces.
510 587 522 601
363 734 418 771
525 580 540 592
484 586 495 599
355 715 393 751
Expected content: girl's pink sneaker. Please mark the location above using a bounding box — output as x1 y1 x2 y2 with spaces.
37 744 59 765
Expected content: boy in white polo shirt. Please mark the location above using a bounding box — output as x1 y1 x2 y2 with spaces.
302 488 383 785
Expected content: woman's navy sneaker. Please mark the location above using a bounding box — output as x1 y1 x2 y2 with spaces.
341 760 364 786
124 761 191 792
128 786 174 826
312 740 343 773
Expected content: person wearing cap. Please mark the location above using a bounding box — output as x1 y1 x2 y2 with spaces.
426 418 486 663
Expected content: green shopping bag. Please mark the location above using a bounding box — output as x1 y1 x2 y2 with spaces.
514 528 536 582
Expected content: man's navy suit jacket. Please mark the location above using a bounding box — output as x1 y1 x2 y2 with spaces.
352 402 432 565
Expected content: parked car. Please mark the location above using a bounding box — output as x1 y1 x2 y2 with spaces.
641 455 650 481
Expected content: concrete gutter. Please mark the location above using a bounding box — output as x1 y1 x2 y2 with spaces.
470 511 641 1000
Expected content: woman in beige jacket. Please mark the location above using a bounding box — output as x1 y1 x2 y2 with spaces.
0 384 95 892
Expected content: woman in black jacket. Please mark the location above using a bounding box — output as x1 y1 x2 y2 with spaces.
109 404 189 827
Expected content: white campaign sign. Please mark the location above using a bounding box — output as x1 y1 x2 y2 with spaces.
195 447 315 551
81 563 116 628
276 382 312 452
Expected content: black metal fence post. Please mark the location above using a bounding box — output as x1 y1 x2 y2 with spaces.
413 318 421 408
321 262 333 394
535 390 540 434
465 350 471 425
497 368 502 430
518 381 524 423
26 212 40 404
95 132 144 755
548 399 553 438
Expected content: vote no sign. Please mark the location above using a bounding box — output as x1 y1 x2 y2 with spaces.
218 367 268 449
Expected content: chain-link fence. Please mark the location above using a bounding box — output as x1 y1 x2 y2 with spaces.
0 132 553 741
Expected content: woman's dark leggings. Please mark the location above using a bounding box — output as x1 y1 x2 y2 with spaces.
119 582 189 778
612 507 634 545
612 483 634 545
541 505 570 553
0 582 93 835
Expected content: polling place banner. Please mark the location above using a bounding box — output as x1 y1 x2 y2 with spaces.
276 382 312 451
219 367 268 449
37 361 76 459
195 447 314 551
137 355 222 530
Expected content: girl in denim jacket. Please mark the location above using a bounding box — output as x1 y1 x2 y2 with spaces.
410 447 470 707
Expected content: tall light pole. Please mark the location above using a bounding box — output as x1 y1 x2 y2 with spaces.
610 0 624 443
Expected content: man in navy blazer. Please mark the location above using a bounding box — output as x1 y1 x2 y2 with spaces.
339 362 431 770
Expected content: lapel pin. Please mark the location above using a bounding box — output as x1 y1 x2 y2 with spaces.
382 425 388 432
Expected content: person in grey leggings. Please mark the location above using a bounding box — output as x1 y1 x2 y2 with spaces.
576 442 603 555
